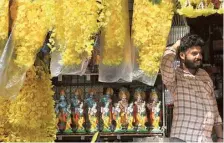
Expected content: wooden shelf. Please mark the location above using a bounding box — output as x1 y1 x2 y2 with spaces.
56 132 163 141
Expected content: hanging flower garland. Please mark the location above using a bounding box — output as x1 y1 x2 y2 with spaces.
5 62 56 142
0 96 11 142
53 0 102 66
0 0 9 54
100 0 129 66
177 0 220 17
217 0 224 14
11 0 54 68
132 0 174 75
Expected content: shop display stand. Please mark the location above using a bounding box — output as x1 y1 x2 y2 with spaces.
54 74 166 142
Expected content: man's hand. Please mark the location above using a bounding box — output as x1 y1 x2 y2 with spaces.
217 138 223 142
214 125 223 142
172 39 181 51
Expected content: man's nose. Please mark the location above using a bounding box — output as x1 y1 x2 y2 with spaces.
196 53 202 59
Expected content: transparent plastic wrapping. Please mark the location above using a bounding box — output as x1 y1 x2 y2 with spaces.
131 43 158 86
98 0 133 83
50 0 100 77
0 39 7 57
0 34 26 99
131 0 174 84
50 49 89 77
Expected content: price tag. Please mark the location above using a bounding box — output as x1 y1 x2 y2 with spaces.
57 136 62 140
86 75 90 81
58 74 62 81
81 135 85 140
104 138 108 140
117 135 121 140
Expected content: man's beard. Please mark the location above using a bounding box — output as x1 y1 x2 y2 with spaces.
184 58 202 70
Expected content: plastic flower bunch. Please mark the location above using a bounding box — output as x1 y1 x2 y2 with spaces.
217 0 224 14
0 0 9 55
132 0 174 75
7 63 56 142
0 96 11 141
177 0 217 17
54 0 102 66
101 0 129 66
11 0 54 68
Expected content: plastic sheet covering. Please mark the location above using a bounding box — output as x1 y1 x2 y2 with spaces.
50 49 89 77
0 34 26 98
98 0 133 82
50 0 99 77
131 44 158 86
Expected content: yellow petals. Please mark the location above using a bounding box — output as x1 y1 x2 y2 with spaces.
177 0 221 18
12 0 54 68
132 0 174 75
101 0 129 66
54 0 101 66
0 96 11 141
4 62 57 142
0 0 9 55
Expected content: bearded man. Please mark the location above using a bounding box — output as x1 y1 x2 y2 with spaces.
160 34 223 142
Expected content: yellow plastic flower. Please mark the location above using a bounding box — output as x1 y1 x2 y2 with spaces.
177 5 201 18
54 0 102 66
0 96 11 141
6 62 56 142
177 0 217 17
11 0 54 68
101 0 129 66
132 0 174 75
0 0 9 55
217 0 224 14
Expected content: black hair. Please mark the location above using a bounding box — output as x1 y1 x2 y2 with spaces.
179 33 205 54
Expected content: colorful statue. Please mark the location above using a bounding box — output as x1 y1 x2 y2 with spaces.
85 88 98 133
113 87 130 133
146 89 161 133
133 88 148 132
100 88 113 132
127 102 135 132
70 88 85 133
55 90 71 133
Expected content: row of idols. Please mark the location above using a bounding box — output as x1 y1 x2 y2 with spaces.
55 87 161 134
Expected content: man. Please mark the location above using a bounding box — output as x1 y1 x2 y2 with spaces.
160 33 223 142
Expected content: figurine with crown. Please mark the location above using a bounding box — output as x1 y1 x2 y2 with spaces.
100 88 114 133
84 88 98 133
70 88 86 133
126 99 135 133
133 88 148 133
113 87 130 133
55 89 71 133
146 89 161 133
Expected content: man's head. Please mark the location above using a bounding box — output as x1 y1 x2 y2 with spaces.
178 33 205 70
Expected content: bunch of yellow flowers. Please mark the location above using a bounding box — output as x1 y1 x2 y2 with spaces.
54 0 102 66
177 0 222 17
101 0 129 66
5 62 56 142
0 96 11 141
0 0 9 55
11 0 54 68
132 0 174 75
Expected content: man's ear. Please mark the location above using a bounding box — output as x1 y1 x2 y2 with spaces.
179 52 185 61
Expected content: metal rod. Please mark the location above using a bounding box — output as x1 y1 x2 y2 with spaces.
162 83 166 137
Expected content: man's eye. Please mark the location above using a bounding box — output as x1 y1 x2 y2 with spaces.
192 52 200 56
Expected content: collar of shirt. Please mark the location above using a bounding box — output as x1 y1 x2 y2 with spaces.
176 67 202 78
